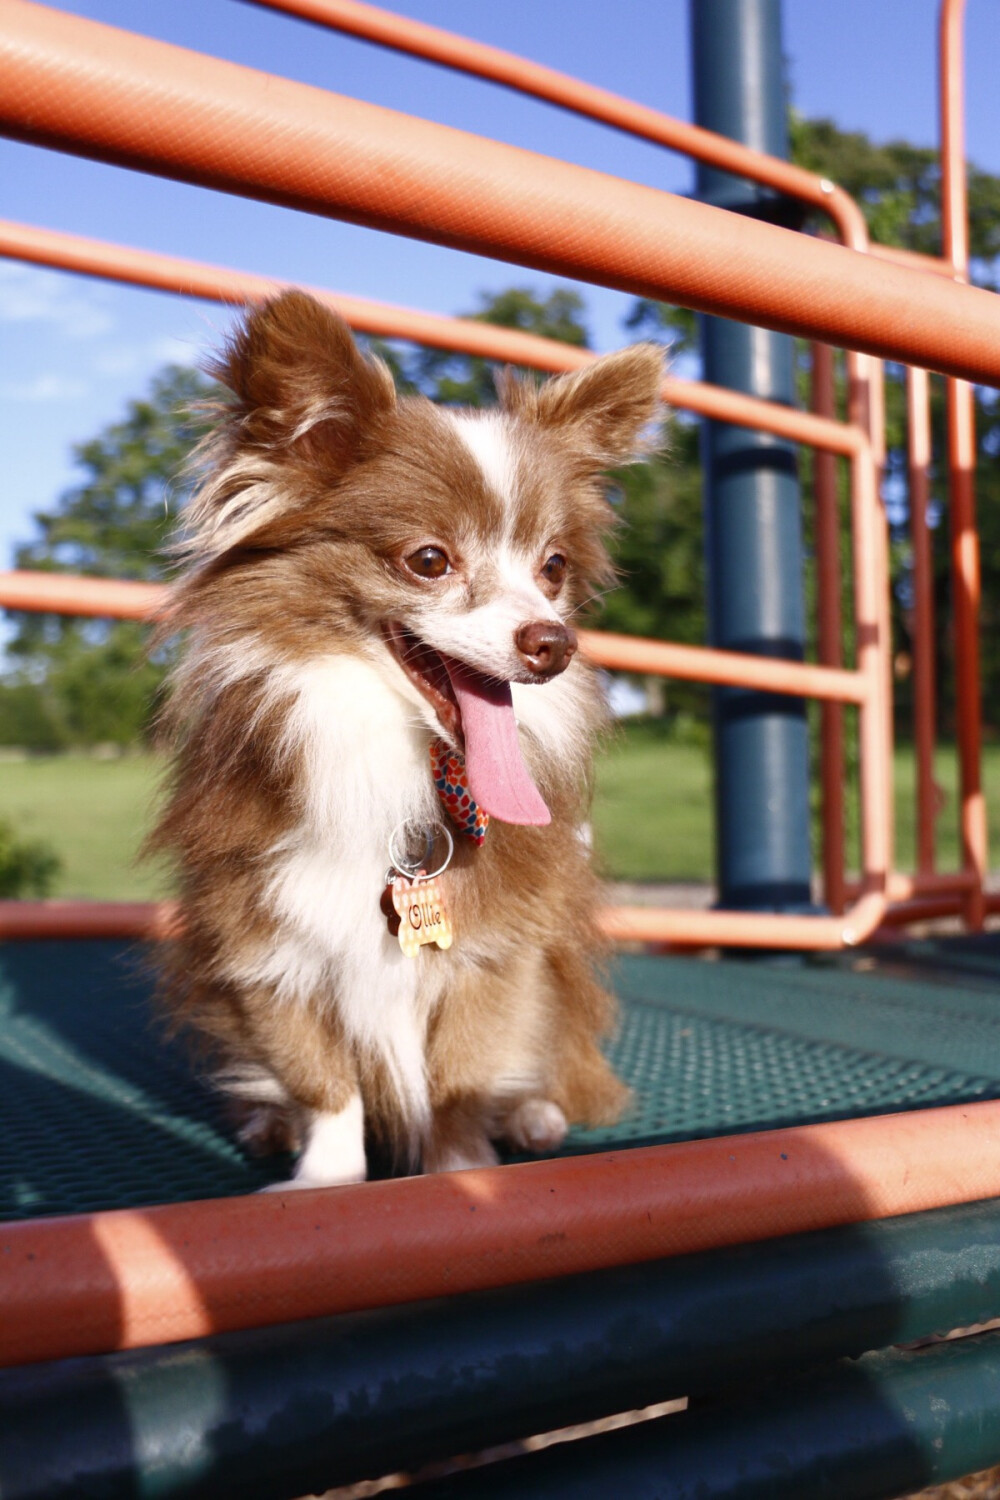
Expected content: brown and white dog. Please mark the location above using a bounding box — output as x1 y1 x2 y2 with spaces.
151 290 663 1187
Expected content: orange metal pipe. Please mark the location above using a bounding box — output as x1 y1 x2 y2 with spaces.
245 0 871 253
811 342 846 914
579 630 867 703
0 569 165 620
0 900 180 941
947 376 986 927
5 1094 1000 1369
599 892 885 950
941 0 969 280
847 870 975 903
4 6 1000 383
0 896 889 948
0 572 868 704
849 442 892 895
870 243 955 277
940 0 986 928
906 365 939 875
0 219 861 458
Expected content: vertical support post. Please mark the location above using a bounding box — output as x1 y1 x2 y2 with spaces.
940 0 985 929
690 0 813 912
906 365 938 877
811 343 845 915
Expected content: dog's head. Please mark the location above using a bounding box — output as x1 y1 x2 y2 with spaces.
179 291 663 823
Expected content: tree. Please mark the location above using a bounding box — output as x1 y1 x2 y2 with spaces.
4 366 216 747
0 818 60 898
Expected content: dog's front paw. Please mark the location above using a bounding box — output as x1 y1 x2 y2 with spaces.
260 1160 367 1193
504 1098 568 1154
423 1134 500 1175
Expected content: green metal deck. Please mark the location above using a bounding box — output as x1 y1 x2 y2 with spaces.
3 937 1000 1220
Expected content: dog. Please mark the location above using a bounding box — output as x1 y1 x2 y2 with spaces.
150 290 663 1186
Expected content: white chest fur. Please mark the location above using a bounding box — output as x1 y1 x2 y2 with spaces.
235 655 442 1128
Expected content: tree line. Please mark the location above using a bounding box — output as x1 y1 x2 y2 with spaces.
3 115 1000 751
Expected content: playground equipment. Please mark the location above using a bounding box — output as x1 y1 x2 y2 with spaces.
2 1 1000 1495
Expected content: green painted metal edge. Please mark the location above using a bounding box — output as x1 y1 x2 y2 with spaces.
4 1197 1000 1499
408 1329 1000 1500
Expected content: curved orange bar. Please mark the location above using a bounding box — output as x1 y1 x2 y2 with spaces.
245 0 870 252
0 572 867 702
600 891 885 950
3 4 1000 382
0 894 887 948
0 219 860 457
4 1096 1000 1368
578 629 866 704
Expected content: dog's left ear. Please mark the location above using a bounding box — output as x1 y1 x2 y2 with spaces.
499 344 664 466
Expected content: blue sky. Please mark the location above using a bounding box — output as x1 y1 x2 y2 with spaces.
2 0 998 568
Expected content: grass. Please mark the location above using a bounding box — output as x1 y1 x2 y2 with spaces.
0 753 166 900
2 728 1000 898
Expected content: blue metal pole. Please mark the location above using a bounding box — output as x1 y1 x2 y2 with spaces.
690 0 814 913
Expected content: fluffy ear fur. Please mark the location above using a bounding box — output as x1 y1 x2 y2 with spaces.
498 343 664 467
211 290 396 458
181 292 396 557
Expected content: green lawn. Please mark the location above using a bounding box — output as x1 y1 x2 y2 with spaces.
0 753 167 900
1 731 999 898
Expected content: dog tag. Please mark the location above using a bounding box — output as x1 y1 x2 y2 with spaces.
391 872 453 957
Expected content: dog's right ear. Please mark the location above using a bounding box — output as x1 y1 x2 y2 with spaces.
212 290 396 465
184 292 397 557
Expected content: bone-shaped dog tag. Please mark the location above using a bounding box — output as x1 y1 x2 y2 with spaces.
391 872 453 957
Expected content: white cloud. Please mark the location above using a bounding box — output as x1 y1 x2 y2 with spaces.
91 332 200 377
0 263 114 339
0 373 88 402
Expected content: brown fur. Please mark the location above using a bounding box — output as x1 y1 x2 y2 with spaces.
150 291 663 1179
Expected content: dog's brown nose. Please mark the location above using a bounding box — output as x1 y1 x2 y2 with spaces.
514 620 578 678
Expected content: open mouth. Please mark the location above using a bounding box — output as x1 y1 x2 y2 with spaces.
383 622 550 827
383 622 463 745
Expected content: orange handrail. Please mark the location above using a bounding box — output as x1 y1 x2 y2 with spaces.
5 1096 1000 1369
245 0 872 252
0 571 868 704
0 219 862 459
2 3 1000 382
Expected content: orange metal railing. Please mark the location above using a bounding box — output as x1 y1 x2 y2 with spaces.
6 1098 1000 1368
3 3 1000 375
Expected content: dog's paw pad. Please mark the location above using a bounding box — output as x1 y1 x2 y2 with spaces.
505 1099 568 1153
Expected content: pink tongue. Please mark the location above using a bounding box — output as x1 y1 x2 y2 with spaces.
444 662 550 826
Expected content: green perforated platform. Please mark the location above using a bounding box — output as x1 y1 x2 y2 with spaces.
2 939 1000 1220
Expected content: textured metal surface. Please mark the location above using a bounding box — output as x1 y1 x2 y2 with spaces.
2 941 1000 1220
0 941 276 1221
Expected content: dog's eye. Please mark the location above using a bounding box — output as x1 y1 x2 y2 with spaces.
406 546 451 579
541 553 567 588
